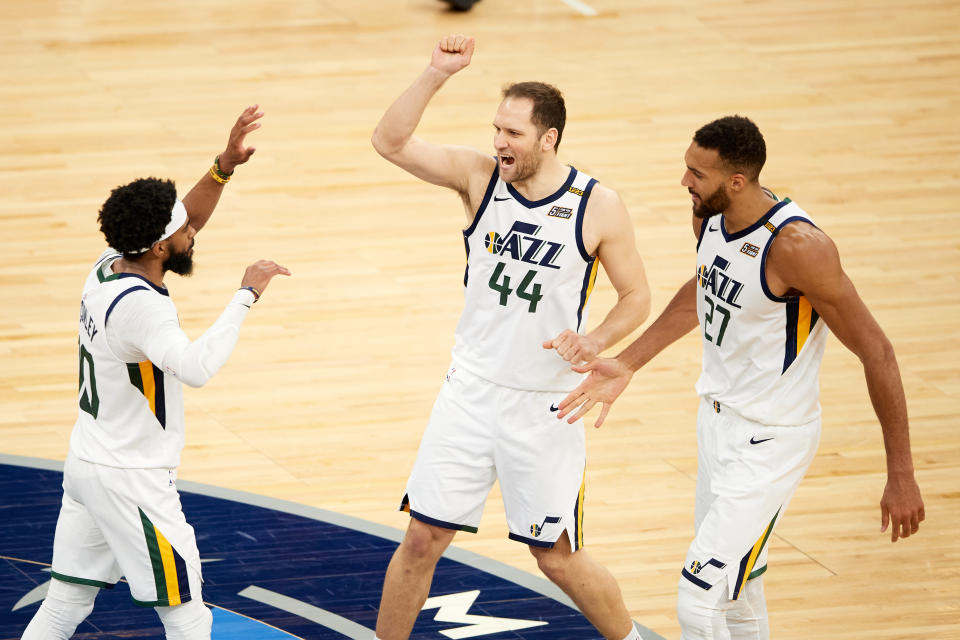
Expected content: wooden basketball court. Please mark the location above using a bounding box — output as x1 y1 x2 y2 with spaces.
3 0 958 637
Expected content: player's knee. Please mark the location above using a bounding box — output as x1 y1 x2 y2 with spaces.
22 580 98 640
400 518 453 562
677 578 729 640
529 545 570 586
155 597 212 640
726 577 769 639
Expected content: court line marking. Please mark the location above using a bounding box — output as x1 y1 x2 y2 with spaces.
238 586 370 639
1 453 667 640
561 0 597 17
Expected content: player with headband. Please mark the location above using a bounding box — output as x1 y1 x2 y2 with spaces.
21 106 290 640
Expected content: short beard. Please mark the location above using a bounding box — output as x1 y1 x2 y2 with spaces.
504 151 542 184
163 247 194 276
692 183 731 219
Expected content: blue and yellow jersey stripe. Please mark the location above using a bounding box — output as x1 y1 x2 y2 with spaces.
732 507 780 600
576 257 600 332
127 361 167 428
573 474 585 551
782 296 819 373
137 507 191 607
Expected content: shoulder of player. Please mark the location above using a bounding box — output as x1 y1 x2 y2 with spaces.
441 145 494 176
108 281 174 315
767 219 841 291
583 183 627 220
461 152 497 193
582 183 629 237
769 219 835 262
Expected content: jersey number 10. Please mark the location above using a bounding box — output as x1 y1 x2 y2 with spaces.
78 344 100 418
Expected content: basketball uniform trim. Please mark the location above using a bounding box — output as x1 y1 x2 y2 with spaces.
135 507 192 607
464 165 501 238
782 296 820 373
94 251 120 271
506 165 577 208
49 571 117 589
399 494 480 534
759 215 820 303
104 285 149 326
573 474 585 551
719 200 789 243
573 177 598 261
576 258 600 332
97 261 170 296
748 565 767 580
463 166 502 286
97 259 123 283
126 362 167 428
731 507 780 600
695 215 713 252
508 532 555 548
117 273 169 295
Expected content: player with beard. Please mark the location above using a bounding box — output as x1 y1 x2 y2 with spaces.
556 115 925 639
21 106 289 640
371 34 652 640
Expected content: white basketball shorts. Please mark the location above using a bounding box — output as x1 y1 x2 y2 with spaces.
402 365 587 548
50 451 203 607
681 398 820 600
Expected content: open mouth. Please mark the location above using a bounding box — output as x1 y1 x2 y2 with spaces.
500 155 515 169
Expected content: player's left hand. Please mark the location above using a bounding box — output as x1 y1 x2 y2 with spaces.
218 105 264 174
880 472 925 542
543 329 601 364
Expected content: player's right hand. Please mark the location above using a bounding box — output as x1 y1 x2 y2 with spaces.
557 357 635 428
430 34 475 77
219 105 264 174
241 260 291 299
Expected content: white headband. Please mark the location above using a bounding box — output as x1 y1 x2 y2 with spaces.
133 199 188 254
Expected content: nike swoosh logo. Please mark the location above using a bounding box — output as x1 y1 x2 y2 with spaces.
549 404 560 412
749 436 774 445
494 196 512 202
708 225 719 232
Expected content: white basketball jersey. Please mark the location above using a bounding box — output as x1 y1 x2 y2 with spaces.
70 250 185 468
694 199 828 425
452 166 600 391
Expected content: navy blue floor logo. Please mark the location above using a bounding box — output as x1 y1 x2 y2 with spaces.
0 456 664 639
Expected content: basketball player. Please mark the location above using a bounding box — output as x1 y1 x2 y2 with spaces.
556 116 925 639
21 106 289 640
370 35 652 640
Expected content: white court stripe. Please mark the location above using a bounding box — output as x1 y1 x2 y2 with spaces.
560 0 597 16
238 586 373 638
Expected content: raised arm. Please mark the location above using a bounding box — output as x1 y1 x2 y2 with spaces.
371 35 495 211
766 222 924 542
180 106 264 232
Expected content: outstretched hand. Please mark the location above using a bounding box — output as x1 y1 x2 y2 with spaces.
241 260 291 300
880 472 925 542
430 34 475 77
556 357 634 428
218 105 264 174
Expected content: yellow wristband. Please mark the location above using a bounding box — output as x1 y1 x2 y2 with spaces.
209 165 230 184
